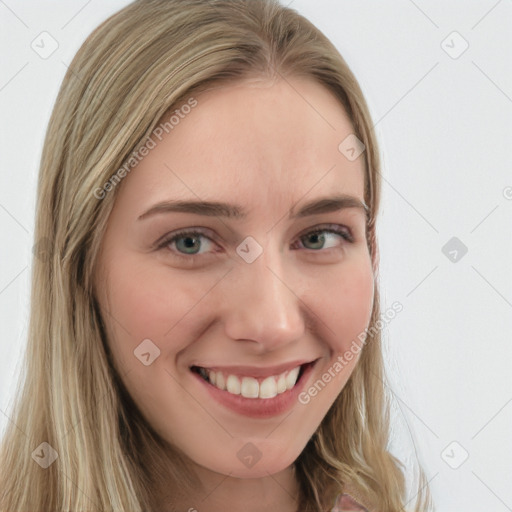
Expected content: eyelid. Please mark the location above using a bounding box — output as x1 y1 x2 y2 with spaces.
296 223 353 243
153 227 218 250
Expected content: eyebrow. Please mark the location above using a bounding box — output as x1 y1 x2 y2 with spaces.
137 194 369 221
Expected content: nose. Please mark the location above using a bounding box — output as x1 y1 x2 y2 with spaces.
221 246 306 351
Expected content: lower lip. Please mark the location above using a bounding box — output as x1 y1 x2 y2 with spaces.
190 362 316 419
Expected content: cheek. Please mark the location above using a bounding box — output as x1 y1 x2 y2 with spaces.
314 254 375 353
296 258 374 411
101 253 219 358
102 247 374 371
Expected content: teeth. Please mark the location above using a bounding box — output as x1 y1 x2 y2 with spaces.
285 367 300 390
226 375 241 395
276 373 287 393
199 365 303 399
241 377 259 398
259 376 277 399
216 371 225 390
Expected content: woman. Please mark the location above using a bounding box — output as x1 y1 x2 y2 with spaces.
0 1 432 510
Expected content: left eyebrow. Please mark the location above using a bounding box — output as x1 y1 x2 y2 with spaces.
289 195 368 219
137 194 368 221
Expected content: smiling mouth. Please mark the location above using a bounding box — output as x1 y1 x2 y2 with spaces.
190 362 312 400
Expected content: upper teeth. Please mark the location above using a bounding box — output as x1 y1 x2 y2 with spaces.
198 366 301 399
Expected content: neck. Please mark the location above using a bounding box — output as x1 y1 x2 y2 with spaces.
154 461 300 512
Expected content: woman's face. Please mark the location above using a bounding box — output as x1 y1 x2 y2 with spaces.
94 76 374 479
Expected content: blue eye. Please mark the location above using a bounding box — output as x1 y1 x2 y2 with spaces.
296 226 353 251
159 230 215 257
157 224 353 260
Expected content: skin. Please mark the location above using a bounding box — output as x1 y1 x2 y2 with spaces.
94 76 375 512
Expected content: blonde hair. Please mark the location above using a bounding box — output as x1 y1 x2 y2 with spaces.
0 0 432 510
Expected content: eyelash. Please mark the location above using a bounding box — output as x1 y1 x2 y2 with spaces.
156 224 354 261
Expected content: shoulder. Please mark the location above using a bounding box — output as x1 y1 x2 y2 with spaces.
331 492 370 512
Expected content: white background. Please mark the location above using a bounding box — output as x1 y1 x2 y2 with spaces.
1 1 511 510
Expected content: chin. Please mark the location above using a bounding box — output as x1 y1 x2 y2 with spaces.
199 444 300 479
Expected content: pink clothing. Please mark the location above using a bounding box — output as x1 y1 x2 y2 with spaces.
331 493 370 512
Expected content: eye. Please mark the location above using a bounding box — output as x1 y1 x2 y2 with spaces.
157 229 217 259
293 224 353 251
156 224 354 261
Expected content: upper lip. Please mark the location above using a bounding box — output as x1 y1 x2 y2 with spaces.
191 358 318 378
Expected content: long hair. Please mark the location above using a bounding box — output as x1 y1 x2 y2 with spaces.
0 1 432 510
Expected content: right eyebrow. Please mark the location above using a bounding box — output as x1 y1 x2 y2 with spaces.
138 200 246 220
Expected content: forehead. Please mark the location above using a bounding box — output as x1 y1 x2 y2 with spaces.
117 77 366 215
